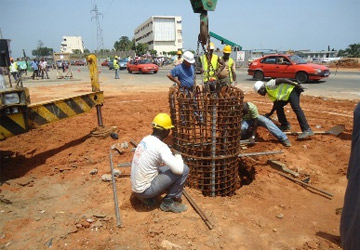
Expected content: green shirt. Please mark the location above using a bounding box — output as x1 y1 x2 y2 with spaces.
242 102 259 121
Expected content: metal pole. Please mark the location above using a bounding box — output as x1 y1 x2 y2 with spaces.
96 105 103 127
109 148 122 228
238 151 283 158
211 98 216 197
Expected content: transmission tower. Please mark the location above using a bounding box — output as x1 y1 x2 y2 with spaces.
91 4 104 53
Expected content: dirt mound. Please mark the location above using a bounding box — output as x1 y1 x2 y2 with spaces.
330 58 360 68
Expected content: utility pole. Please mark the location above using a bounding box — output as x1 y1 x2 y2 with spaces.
90 5 104 54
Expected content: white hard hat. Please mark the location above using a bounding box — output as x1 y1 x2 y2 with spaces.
253 81 265 93
182 51 195 64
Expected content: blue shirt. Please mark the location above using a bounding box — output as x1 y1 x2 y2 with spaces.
170 63 195 89
31 61 38 70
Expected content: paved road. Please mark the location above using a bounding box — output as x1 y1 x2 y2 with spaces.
21 65 360 100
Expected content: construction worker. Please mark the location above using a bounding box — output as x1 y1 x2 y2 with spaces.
216 45 236 89
9 57 19 81
241 102 291 147
253 78 313 140
340 102 360 250
131 113 189 213
200 42 219 90
174 50 183 66
113 56 120 79
167 51 196 90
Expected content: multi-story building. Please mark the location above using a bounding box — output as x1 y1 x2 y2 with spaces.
60 36 85 54
134 16 183 56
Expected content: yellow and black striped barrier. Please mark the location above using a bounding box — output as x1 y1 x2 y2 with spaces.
27 91 104 128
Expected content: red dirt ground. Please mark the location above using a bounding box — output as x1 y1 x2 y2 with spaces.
0 81 357 249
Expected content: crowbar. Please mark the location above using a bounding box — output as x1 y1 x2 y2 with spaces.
109 145 123 228
284 125 344 136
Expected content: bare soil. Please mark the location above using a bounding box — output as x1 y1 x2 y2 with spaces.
0 78 357 249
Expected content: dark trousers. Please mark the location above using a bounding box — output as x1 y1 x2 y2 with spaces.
274 88 310 132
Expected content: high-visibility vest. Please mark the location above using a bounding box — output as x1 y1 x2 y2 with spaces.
9 62 18 73
218 57 234 82
201 54 219 82
266 83 295 102
113 59 119 69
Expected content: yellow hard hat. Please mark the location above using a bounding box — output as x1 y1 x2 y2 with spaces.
223 45 232 53
115 56 118 59
177 50 182 55
209 42 215 50
152 113 174 130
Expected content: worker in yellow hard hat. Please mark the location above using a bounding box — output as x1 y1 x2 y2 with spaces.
131 113 189 213
200 42 219 91
174 50 183 66
113 56 120 79
216 45 237 89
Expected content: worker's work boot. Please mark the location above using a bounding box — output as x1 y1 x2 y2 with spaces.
279 124 292 131
281 139 292 147
160 198 187 213
297 129 314 140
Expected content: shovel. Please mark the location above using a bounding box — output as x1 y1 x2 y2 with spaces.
284 125 344 136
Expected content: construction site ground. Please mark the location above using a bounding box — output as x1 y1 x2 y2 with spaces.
0 66 359 249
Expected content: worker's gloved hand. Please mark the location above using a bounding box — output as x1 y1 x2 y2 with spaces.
296 84 307 92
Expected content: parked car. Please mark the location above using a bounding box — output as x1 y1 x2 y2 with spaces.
101 60 109 67
127 59 159 74
118 58 129 69
73 60 86 66
248 54 330 83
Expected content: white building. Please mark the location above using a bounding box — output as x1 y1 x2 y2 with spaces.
134 16 183 56
60 36 85 53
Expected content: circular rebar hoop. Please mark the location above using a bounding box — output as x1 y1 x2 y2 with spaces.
169 86 244 196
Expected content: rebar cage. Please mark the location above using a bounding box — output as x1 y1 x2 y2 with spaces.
169 86 244 196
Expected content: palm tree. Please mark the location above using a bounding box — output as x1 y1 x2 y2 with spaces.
114 36 131 51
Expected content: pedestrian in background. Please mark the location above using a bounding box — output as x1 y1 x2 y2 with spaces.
113 56 120 79
9 57 19 81
40 58 49 79
31 59 39 79
174 50 183 66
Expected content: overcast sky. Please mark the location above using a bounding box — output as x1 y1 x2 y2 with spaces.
1 0 359 58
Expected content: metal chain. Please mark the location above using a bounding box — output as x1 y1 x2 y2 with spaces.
197 35 216 82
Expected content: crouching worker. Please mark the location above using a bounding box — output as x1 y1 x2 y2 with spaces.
131 113 189 213
242 102 291 147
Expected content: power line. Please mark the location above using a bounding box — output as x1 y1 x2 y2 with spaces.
90 4 104 52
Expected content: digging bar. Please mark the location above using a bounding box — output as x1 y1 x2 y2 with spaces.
284 125 344 136
109 145 122 228
276 171 334 199
238 151 283 158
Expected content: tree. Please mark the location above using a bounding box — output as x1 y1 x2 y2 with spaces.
345 43 360 58
31 40 53 57
73 49 82 54
135 43 149 56
150 49 157 56
114 36 131 51
84 49 90 54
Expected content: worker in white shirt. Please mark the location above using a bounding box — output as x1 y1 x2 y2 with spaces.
131 113 189 213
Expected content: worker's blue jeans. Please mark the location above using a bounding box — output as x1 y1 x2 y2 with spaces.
115 68 120 79
241 115 288 142
133 164 189 200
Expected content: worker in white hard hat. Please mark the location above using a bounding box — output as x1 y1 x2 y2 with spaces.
216 45 237 90
167 51 196 90
174 50 183 66
200 42 219 90
131 113 189 213
253 78 313 140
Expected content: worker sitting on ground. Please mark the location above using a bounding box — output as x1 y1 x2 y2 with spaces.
131 113 189 213
200 42 219 91
242 102 291 147
253 78 313 140
215 45 236 90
